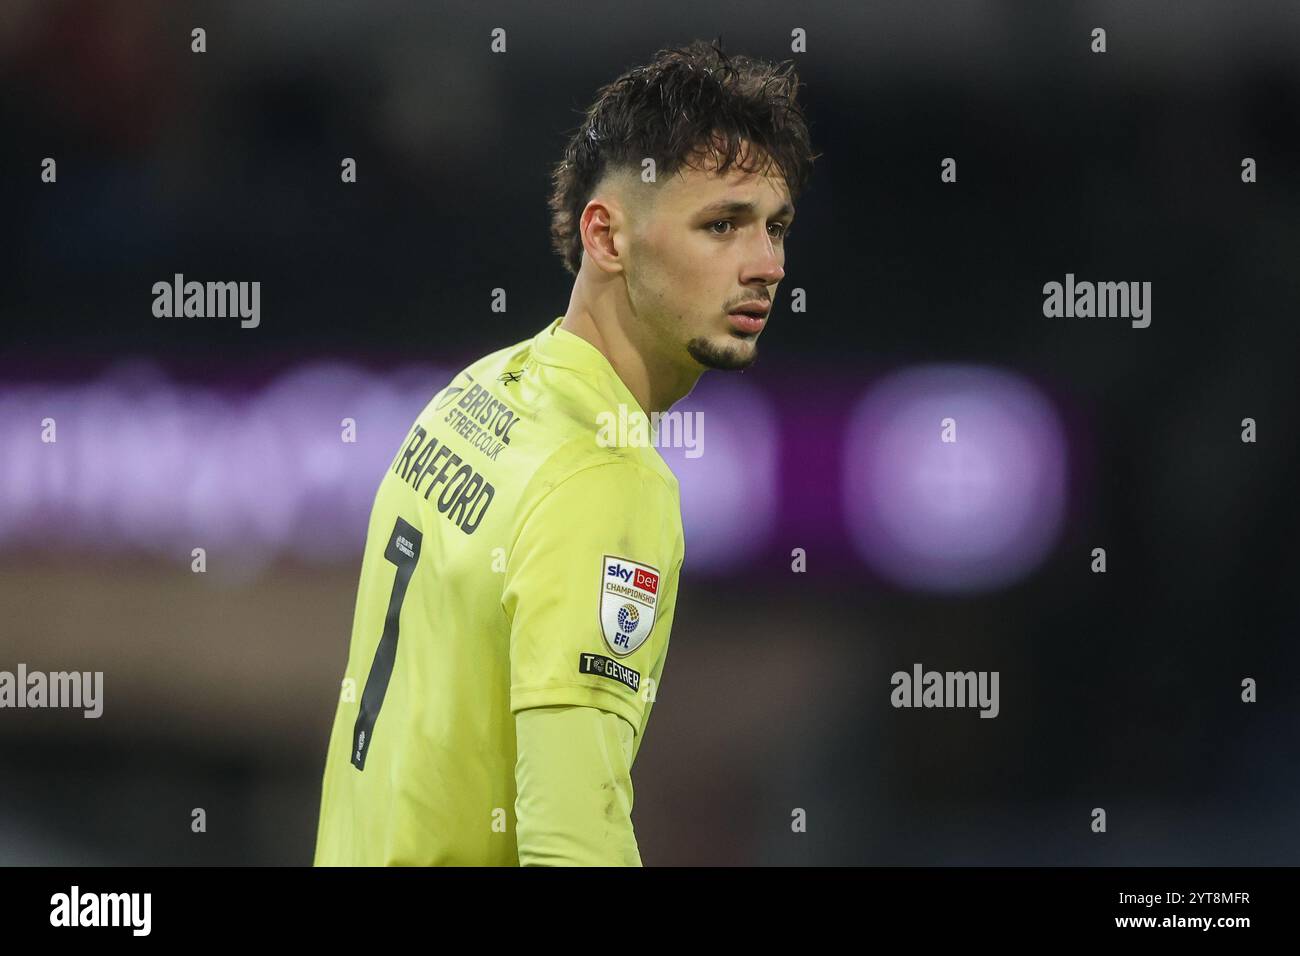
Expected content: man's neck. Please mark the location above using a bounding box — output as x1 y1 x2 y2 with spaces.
559 303 702 417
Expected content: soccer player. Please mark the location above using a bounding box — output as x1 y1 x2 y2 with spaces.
313 38 817 866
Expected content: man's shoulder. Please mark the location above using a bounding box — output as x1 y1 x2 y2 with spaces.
435 336 535 409
525 444 680 517
403 325 682 527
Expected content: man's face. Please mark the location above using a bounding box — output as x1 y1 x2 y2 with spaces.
621 145 794 372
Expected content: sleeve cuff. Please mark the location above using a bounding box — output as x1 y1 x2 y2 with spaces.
511 682 645 737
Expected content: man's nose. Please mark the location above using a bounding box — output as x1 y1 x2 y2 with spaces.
743 237 784 286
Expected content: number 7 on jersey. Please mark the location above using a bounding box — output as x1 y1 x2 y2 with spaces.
351 516 422 770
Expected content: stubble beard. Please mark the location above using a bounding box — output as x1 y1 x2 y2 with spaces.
686 332 759 371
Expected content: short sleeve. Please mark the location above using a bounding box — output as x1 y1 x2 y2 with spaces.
504 461 681 736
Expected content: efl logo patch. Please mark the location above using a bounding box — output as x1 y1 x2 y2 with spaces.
578 653 641 692
599 555 659 657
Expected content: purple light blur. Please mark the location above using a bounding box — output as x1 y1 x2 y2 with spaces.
0 362 779 573
842 365 1067 593
0 361 450 572
653 376 779 572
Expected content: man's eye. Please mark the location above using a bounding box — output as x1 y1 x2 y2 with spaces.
708 220 793 239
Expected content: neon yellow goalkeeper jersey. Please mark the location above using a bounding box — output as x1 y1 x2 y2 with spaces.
314 317 685 866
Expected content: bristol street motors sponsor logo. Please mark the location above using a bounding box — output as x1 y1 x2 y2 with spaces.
599 555 659 656
432 370 521 462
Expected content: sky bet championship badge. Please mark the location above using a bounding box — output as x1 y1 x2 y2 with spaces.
599 555 660 657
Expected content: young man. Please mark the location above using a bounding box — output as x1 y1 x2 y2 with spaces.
314 38 817 866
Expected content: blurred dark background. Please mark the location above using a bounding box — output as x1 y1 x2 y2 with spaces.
1 0 1297 864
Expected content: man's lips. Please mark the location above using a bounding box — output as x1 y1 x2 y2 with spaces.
727 302 769 334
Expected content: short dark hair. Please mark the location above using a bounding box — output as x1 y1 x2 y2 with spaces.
547 38 820 276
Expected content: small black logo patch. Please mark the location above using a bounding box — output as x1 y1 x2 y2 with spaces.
434 371 474 411
578 653 641 692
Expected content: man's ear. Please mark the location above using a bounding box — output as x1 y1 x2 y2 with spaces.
577 197 618 273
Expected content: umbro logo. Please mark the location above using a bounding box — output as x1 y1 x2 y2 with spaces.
435 371 474 411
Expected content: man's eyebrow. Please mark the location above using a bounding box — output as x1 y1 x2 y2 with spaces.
696 199 795 220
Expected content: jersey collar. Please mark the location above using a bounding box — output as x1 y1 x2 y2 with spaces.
531 316 651 422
